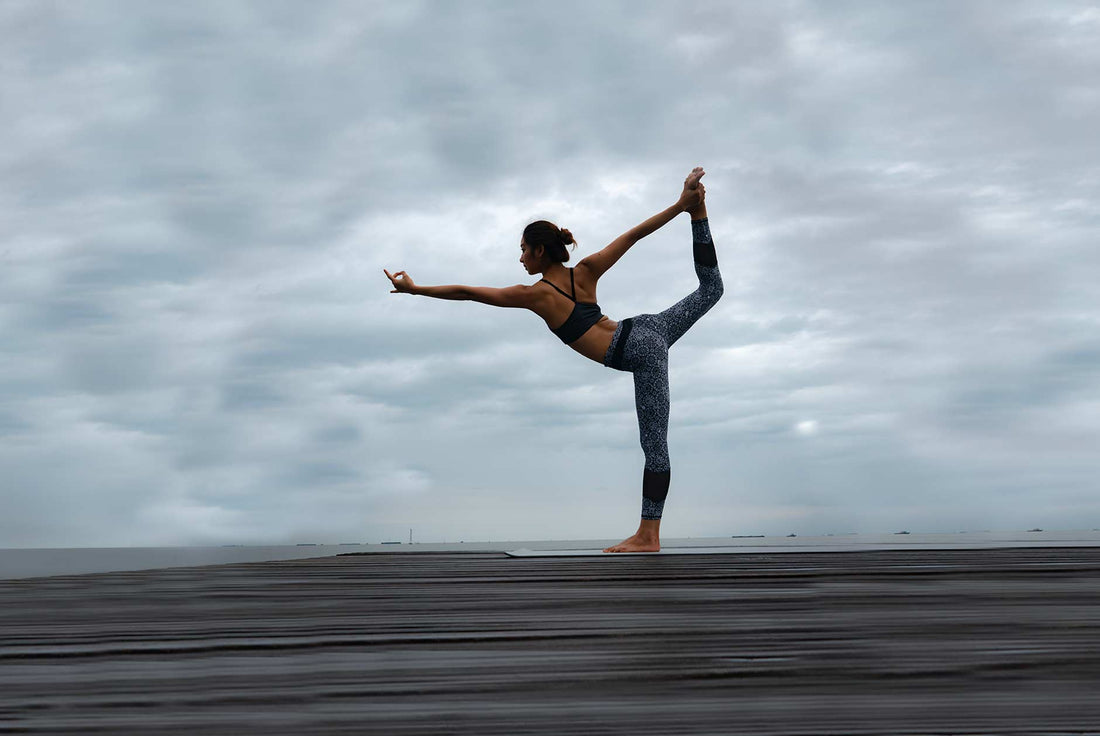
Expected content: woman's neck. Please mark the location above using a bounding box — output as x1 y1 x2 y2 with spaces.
542 262 569 278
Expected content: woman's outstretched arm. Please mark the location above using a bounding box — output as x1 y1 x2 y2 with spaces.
384 270 534 308
578 167 705 281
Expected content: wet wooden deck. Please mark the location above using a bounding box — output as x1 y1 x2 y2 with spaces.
3 547 1100 734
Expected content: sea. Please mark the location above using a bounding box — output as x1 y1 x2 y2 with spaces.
0 540 555 579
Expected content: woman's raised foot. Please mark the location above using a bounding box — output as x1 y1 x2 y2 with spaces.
685 166 705 190
680 167 707 219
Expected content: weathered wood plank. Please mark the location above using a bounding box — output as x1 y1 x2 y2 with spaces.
2 548 1100 734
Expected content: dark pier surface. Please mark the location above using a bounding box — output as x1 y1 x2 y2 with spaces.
3 547 1100 734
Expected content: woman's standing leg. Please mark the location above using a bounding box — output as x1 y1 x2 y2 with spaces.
633 350 671 521
601 322 670 553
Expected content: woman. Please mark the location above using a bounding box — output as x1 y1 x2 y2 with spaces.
385 167 722 553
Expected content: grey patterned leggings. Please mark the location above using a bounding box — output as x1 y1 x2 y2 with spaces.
602 218 723 520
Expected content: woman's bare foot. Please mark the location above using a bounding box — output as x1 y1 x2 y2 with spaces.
603 519 662 553
685 166 705 190
685 166 708 220
603 534 660 553
677 167 707 219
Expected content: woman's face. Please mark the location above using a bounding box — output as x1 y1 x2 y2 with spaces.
519 240 543 274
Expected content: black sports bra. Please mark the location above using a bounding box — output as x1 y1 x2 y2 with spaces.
540 268 604 344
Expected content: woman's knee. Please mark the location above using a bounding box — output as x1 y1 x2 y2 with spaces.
697 266 723 305
641 445 670 473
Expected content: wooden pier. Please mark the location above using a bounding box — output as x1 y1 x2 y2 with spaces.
3 547 1100 734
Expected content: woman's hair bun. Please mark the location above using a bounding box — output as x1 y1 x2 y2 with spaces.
560 228 575 246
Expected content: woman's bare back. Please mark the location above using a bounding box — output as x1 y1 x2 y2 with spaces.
532 264 618 364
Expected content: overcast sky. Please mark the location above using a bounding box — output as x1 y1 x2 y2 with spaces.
2 1 1098 548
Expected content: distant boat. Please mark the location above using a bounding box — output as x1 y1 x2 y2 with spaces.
296 543 318 547
895 531 910 535
787 534 797 538
380 541 402 545
1027 528 1043 533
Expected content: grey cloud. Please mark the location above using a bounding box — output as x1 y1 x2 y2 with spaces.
2 1 1099 546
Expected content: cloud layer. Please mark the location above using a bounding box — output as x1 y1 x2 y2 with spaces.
2 1 1099 546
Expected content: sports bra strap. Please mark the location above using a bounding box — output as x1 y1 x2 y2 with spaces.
540 269 577 301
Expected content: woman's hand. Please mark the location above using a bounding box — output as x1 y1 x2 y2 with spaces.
676 166 706 213
384 269 418 294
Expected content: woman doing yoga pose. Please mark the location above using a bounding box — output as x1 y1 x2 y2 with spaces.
385 166 722 553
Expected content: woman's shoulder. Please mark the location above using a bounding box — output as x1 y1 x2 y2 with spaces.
571 262 599 291
567 265 602 305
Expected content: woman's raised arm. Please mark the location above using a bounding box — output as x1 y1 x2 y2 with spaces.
577 167 705 281
384 270 535 308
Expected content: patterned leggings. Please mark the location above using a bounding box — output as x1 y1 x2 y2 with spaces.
603 218 723 520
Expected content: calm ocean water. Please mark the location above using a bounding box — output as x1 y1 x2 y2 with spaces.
0 545 358 580
0 540 544 579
